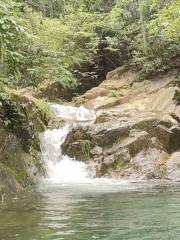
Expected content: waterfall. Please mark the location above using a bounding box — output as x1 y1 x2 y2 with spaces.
40 104 96 183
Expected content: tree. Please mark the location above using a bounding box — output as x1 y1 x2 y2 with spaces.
0 0 31 86
138 0 148 55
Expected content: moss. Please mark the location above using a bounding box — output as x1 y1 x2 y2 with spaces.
80 140 92 160
34 98 53 121
72 96 87 106
3 155 30 186
103 82 114 90
0 163 19 180
112 161 129 170
0 130 38 186
0 90 53 152
10 89 52 125
109 90 119 98
0 90 46 195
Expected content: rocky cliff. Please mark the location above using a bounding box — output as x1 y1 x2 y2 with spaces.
0 89 51 197
63 67 180 181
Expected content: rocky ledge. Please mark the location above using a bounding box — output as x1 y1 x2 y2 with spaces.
0 89 51 197
63 67 180 181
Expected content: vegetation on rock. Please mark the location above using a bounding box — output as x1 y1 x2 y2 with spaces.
0 89 50 195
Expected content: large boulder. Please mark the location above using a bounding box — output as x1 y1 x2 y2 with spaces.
62 111 177 179
0 128 44 196
64 68 180 181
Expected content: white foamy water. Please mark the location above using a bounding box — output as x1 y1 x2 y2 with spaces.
40 104 96 183
50 104 96 122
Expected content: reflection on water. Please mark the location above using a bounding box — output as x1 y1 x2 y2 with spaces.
1 182 180 240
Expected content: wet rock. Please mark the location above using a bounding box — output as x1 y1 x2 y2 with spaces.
167 152 180 181
48 117 65 129
0 168 23 197
120 131 150 157
154 151 169 179
62 127 94 161
169 127 180 152
0 128 44 196
1 90 51 152
127 148 169 180
172 105 180 122
90 146 103 157
95 112 115 123
89 123 130 147
95 162 107 177
64 68 180 180
102 148 131 175
130 148 160 178
0 90 49 196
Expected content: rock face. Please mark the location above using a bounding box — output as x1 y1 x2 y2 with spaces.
35 81 74 101
0 90 51 197
167 152 180 181
63 69 180 181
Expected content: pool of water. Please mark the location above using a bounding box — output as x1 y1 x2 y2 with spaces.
1 181 180 240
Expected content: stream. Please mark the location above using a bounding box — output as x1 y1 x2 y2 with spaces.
1 104 180 240
1 182 180 240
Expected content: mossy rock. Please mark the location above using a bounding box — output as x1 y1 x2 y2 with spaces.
0 90 48 197
0 128 44 196
0 90 53 152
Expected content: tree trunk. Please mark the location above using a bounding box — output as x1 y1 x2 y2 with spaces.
138 0 148 56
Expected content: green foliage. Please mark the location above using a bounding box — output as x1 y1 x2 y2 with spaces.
106 0 180 77
23 8 108 89
0 90 50 153
80 140 91 159
0 0 31 86
34 98 52 120
135 0 180 77
25 0 115 17
0 92 19 130
0 0 179 91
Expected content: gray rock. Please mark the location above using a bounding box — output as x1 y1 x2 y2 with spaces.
63 69 180 180
90 146 103 156
106 66 128 80
167 152 180 181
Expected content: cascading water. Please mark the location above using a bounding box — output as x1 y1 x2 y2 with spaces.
40 104 96 183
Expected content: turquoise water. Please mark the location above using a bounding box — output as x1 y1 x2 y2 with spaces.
1 182 180 240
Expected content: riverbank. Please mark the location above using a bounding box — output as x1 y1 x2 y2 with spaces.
63 67 180 181
0 89 51 197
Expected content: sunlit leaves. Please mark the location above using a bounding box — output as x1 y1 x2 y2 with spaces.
0 0 30 86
